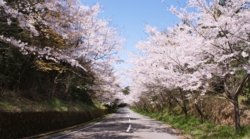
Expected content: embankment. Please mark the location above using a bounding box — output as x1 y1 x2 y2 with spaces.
0 109 108 138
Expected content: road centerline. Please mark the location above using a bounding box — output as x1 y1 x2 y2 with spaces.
126 124 131 132
47 107 179 139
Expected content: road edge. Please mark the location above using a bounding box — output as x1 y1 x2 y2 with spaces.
22 114 114 139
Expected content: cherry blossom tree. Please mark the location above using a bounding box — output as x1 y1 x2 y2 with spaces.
129 0 250 132
0 0 123 101
173 0 250 132
128 23 206 117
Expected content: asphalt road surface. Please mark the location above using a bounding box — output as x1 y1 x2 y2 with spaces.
49 107 179 139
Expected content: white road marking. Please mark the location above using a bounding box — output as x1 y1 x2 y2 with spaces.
126 124 131 132
126 113 131 132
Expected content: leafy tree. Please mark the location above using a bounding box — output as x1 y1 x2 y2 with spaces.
122 86 130 95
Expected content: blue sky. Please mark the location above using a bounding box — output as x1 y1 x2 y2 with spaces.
81 0 187 71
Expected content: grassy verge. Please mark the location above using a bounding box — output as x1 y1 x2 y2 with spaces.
0 95 106 112
131 108 250 139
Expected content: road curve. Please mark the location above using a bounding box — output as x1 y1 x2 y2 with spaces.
48 107 179 139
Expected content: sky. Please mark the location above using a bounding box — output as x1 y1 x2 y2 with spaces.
81 0 187 62
80 0 187 85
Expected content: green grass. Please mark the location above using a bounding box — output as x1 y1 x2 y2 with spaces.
93 99 107 109
131 108 250 139
0 95 102 112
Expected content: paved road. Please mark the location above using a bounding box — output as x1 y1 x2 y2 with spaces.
49 107 179 139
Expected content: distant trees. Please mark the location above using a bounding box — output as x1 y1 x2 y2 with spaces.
122 86 130 95
0 0 123 103
129 0 250 132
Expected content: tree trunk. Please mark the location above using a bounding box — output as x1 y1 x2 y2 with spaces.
233 95 241 133
194 103 205 123
170 89 188 117
51 72 61 98
224 74 250 133
15 54 32 92
167 97 173 114
179 88 188 117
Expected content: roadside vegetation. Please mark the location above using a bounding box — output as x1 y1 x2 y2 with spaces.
132 104 250 139
0 95 106 112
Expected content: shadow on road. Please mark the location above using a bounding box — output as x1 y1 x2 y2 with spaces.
50 108 178 139
58 118 176 139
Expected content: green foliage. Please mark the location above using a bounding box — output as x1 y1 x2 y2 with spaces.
0 45 28 89
0 44 98 111
242 78 250 102
49 98 68 111
70 86 94 105
93 99 107 109
122 86 130 95
0 40 96 104
0 93 102 112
